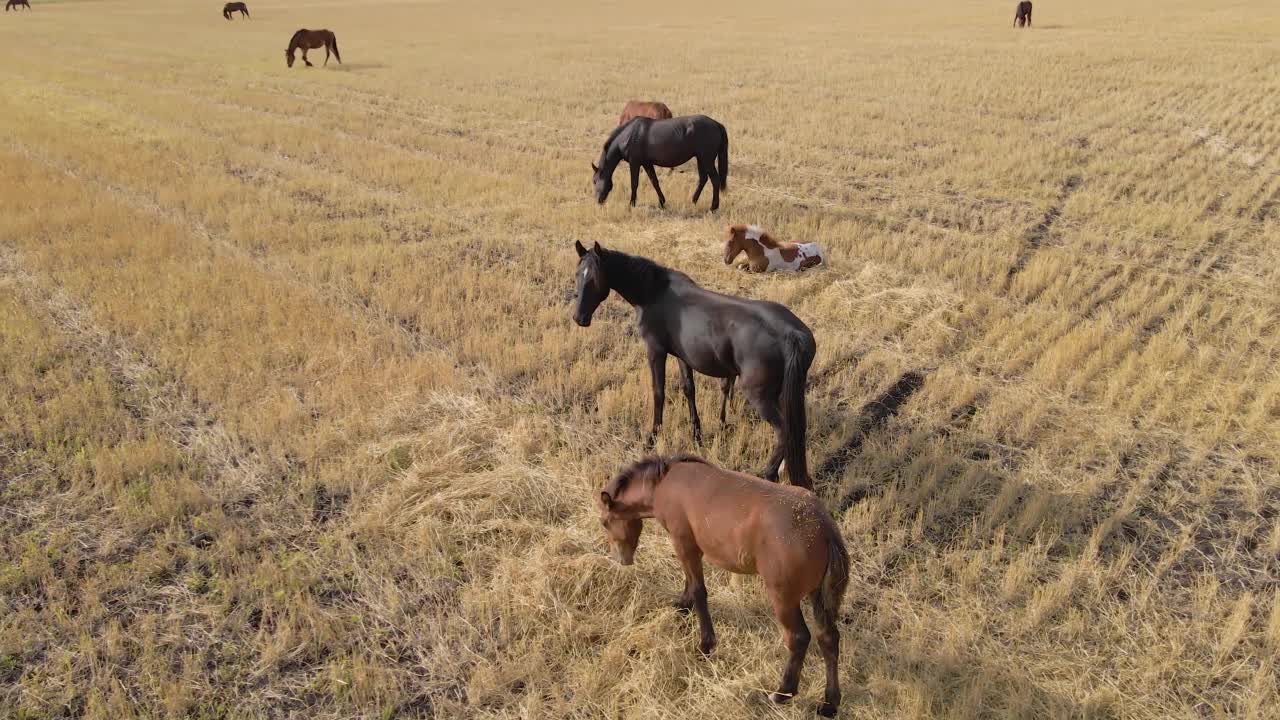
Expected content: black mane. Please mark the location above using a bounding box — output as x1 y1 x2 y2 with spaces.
598 247 678 306
608 453 707 496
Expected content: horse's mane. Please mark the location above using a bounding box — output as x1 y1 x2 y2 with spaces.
597 246 677 305
608 453 707 496
746 225 783 249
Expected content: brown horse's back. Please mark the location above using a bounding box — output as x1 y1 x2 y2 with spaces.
655 461 834 589
619 100 673 126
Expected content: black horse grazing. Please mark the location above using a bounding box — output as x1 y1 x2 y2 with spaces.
1015 0 1032 27
572 241 816 489
223 2 249 20
5 0 31 10
592 115 729 211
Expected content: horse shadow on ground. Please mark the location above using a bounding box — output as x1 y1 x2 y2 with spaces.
329 63 388 72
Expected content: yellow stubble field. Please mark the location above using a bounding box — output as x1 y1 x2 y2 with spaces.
1 0 1278 717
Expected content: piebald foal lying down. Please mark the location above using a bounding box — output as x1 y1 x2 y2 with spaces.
598 454 849 716
724 224 826 273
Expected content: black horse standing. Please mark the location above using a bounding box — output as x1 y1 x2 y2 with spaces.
1015 1 1032 27
592 115 729 211
571 241 816 488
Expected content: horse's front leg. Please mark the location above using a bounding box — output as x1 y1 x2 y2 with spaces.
628 162 641 207
718 377 734 425
643 164 666 208
672 541 715 654
302 49 313 67
677 358 702 443
645 347 666 449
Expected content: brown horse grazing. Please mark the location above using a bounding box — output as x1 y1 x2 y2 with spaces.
286 29 341 68
222 2 249 20
5 0 31 11
1015 0 1033 26
598 455 850 717
724 224 827 273
618 100 673 126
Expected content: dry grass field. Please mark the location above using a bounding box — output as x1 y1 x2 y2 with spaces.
2 0 1279 717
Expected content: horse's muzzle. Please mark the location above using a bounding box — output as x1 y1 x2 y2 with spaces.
573 315 591 328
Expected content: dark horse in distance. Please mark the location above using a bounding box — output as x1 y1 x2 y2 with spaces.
592 115 728 211
222 2 249 20
286 29 341 68
572 242 816 488
5 0 31 11
1015 0 1032 27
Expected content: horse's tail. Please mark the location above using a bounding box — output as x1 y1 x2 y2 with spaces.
717 122 729 191
330 33 342 64
811 524 849 641
780 330 814 488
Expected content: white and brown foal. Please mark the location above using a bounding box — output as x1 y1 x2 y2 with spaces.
723 225 826 273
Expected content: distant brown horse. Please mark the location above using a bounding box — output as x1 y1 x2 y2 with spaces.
1015 0 1033 27
598 455 850 717
5 0 31 11
619 101 680 174
286 29 341 68
222 2 249 20
724 224 826 273
618 100 673 126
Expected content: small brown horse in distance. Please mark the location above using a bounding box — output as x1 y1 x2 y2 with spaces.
619 101 679 174
1015 0 1033 27
286 29 341 68
222 2 249 20
5 0 31 11
598 455 850 717
618 100 672 126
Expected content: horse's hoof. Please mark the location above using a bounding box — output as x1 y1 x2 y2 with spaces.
817 701 838 717
698 637 716 655
769 691 794 705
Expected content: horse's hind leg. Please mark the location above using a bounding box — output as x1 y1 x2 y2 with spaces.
768 594 810 706
324 45 331 66
744 377 786 481
642 164 666 208
677 359 702 443
691 158 709 205
810 589 841 717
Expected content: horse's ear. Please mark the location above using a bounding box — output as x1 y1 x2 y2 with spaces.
591 163 599 174
593 242 602 254
600 491 614 510
575 240 588 258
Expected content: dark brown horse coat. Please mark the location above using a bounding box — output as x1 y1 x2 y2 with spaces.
5 0 31 11
286 29 341 68
1015 0 1033 26
223 2 249 19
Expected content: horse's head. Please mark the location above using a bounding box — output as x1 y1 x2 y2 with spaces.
723 224 751 265
597 461 662 566
286 49 296 68
572 240 610 327
597 490 642 566
591 163 612 205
